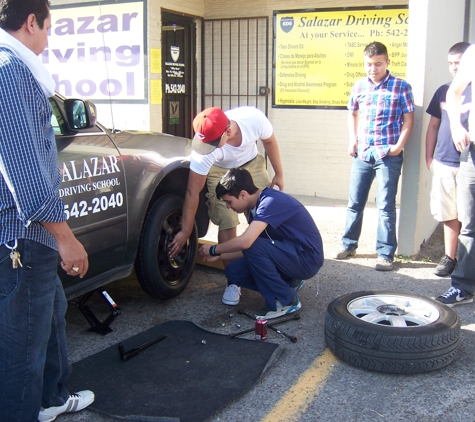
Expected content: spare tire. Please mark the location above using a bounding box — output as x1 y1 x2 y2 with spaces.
324 290 461 374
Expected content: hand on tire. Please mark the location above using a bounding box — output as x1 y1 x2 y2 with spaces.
169 230 188 258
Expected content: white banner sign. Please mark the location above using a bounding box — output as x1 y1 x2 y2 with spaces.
43 1 146 101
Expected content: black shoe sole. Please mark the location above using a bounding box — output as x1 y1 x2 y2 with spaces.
433 270 454 277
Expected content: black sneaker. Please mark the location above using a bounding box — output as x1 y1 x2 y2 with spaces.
434 255 457 277
435 286 473 307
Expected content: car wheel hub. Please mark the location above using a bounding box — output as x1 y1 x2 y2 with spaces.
376 305 407 316
157 216 190 284
347 294 440 327
164 228 187 270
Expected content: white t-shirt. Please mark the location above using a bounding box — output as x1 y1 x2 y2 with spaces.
190 106 273 175
457 44 475 137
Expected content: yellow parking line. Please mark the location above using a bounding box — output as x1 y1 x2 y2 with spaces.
260 348 340 422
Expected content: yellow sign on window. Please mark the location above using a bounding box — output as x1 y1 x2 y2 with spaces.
150 48 162 74
151 80 162 105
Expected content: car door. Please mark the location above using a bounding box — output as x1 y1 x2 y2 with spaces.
50 96 127 294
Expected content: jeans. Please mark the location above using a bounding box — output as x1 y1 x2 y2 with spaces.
0 239 70 422
452 149 475 295
225 237 321 311
341 153 403 261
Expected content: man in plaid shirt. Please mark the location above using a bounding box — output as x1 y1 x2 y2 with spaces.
0 1 93 421
333 41 415 271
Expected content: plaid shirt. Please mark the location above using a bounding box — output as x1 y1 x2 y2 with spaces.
0 48 65 250
348 71 414 161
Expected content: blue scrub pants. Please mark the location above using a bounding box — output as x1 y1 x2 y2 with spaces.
225 237 321 311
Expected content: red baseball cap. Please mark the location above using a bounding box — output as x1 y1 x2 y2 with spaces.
192 107 229 155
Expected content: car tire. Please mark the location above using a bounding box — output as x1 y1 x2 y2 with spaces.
135 194 198 300
324 290 461 374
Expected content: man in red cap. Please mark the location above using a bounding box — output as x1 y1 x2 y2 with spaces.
169 106 284 306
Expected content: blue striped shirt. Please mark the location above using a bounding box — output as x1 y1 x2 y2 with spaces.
348 71 414 161
0 47 65 250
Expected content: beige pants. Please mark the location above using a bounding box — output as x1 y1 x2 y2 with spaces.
206 153 271 230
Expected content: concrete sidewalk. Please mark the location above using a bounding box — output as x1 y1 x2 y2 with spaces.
202 193 440 269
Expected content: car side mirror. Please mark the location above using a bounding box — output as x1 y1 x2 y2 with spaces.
63 99 98 130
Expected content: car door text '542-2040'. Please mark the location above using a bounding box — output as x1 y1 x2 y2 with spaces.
59 154 125 221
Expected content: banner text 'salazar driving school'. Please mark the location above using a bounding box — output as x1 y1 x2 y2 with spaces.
43 1 145 102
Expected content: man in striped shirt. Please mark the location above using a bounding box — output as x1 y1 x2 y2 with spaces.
333 41 414 271
0 1 93 421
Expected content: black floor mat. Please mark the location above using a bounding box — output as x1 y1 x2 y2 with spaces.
67 320 281 422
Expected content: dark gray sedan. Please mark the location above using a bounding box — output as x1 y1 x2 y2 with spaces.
50 94 209 301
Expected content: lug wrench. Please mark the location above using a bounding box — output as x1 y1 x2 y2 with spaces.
118 335 167 361
228 327 256 339
238 309 300 325
228 314 300 339
271 327 298 343
238 310 299 343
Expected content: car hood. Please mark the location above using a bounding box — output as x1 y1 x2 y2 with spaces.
110 129 193 160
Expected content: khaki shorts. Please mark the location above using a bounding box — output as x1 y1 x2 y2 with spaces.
206 154 271 230
430 159 459 222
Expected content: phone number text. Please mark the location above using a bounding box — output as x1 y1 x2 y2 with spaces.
64 192 124 220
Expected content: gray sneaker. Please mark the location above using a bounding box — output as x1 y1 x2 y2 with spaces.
333 249 356 259
434 255 457 277
374 258 394 271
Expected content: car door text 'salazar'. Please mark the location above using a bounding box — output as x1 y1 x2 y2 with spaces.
55 122 127 290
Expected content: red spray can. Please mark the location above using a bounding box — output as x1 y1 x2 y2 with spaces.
255 318 267 340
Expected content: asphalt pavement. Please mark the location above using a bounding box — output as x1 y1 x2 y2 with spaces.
61 195 475 422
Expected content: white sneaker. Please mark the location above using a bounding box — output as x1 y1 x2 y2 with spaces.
38 390 95 422
222 284 241 305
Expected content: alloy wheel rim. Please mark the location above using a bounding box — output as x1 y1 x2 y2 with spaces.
347 294 440 327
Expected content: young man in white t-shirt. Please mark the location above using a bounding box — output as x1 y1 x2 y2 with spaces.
168 106 284 306
425 42 471 277
436 43 475 307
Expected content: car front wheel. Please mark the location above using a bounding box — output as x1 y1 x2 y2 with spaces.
324 290 461 374
135 194 198 300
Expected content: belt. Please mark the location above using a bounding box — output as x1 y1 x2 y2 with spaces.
238 155 258 169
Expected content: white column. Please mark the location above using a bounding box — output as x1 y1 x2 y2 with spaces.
398 0 466 255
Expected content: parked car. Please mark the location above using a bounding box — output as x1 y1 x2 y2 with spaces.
50 94 209 301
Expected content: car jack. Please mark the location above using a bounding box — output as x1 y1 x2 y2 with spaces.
76 289 121 335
